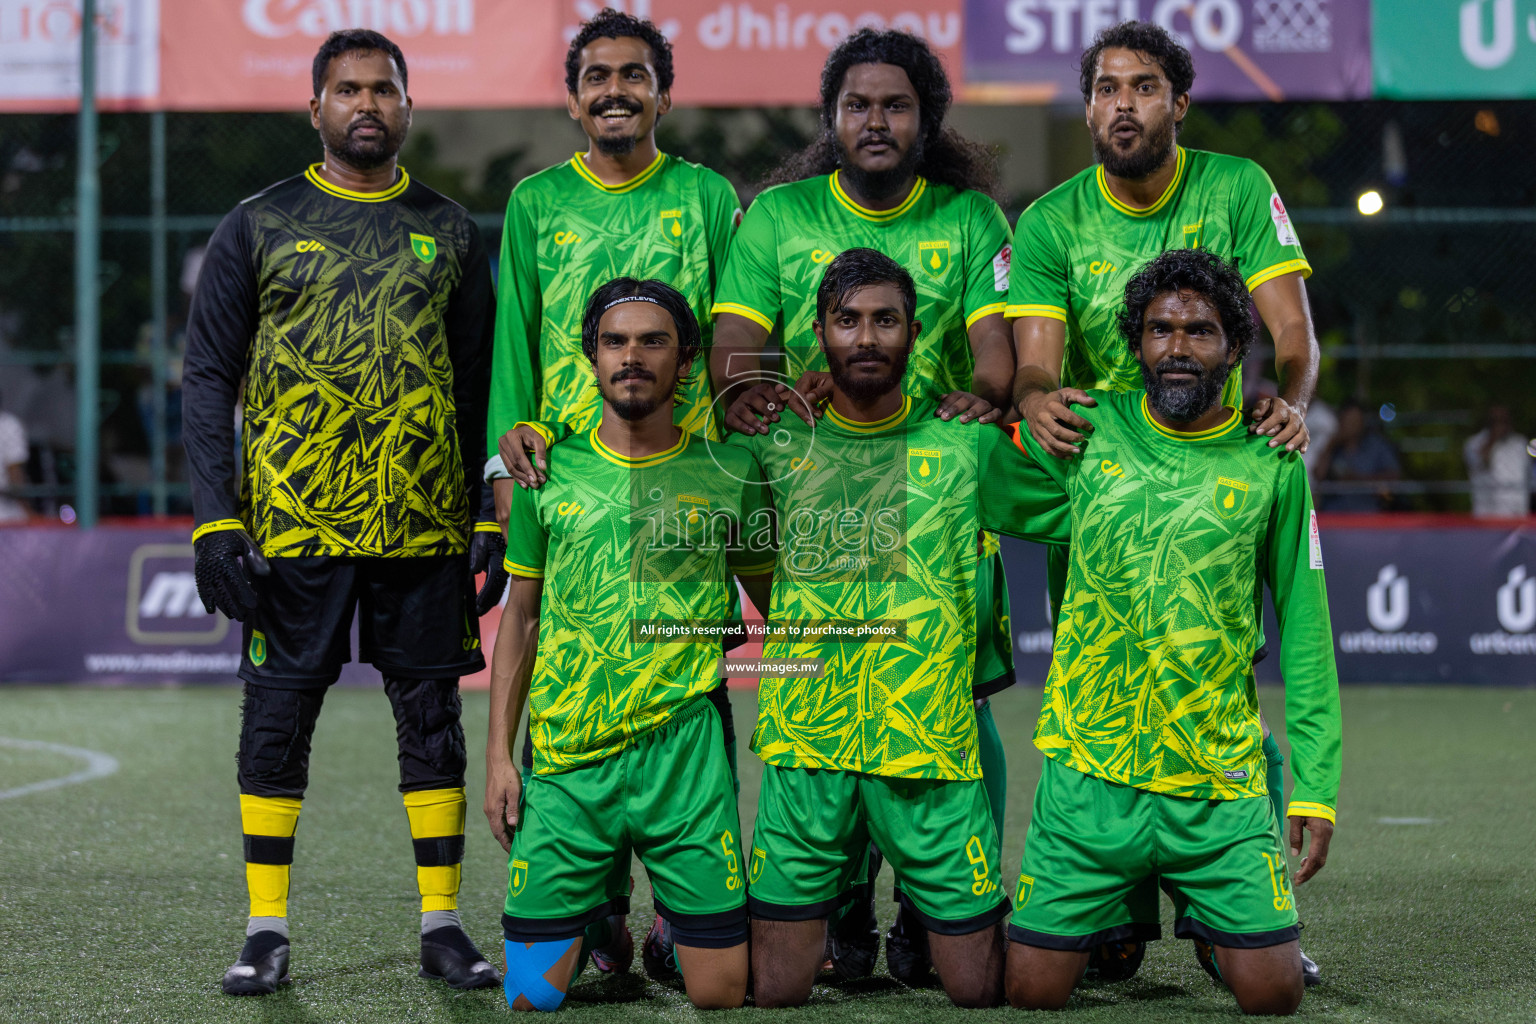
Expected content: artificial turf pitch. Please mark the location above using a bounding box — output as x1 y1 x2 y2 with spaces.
1 684 1532 1023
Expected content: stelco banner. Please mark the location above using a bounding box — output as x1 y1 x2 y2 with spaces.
5 1 1530 111
1 520 1531 685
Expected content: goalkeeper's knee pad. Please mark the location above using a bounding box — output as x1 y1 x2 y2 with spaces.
503 937 581 1011
237 684 325 797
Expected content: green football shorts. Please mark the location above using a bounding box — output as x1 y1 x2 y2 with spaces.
972 544 1016 698
502 698 748 947
748 764 1011 934
1009 757 1301 950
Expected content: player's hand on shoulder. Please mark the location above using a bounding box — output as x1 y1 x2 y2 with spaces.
1288 814 1334 885
1021 387 1096 457
723 380 818 436
1248 396 1310 454
935 392 1001 424
499 424 548 488
192 528 269 621
484 758 523 854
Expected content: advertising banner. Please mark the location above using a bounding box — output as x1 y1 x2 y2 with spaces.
1373 0 1536 98
0 0 159 110
963 0 1373 102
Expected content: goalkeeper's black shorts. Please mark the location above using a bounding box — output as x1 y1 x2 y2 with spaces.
237 555 485 689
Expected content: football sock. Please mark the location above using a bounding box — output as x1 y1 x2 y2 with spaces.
423 909 462 934
404 787 466 914
583 917 614 951
1262 732 1286 834
976 699 1007 844
247 916 288 939
240 794 301 919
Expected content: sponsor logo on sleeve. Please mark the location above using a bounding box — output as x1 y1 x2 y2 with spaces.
1308 509 1324 569
1270 193 1299 247
993 243 1012 291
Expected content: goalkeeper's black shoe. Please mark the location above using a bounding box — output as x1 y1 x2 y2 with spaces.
1300 949 1322 987
1083 939 1145 982
884 903 933 986
420 925 501 989
825 895 879 981
221 930 290 996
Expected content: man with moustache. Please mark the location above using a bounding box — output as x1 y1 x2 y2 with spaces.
183 30 497 995
999 250 1339 1016
1006 21 1324 983
485 279 770 1011
706 29 1019 981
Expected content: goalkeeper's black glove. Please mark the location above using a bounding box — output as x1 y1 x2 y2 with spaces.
193 528 269 621
470 526 509 617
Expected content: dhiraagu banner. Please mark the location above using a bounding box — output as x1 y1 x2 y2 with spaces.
1375 0 1536 97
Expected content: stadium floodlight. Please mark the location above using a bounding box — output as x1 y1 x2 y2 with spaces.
1357 190 1385 216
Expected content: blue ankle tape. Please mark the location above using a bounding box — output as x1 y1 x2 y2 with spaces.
503 937 578 1011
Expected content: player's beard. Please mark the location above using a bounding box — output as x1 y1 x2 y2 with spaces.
1091 112 1176 181
834 131 924 204
826 348 909 404
1141 355 1232 422
320 115 403 171
602 367 672 421
590 97 645 156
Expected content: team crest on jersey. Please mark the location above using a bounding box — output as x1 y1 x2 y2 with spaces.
249 631 267 667
908 448 942 487
660 209 683 240
678 493 710 540
918 240 950 277
409 233 437 262
1015 873 1034 909
1214 477 1249 518
510 859 529 896
749 846 766 884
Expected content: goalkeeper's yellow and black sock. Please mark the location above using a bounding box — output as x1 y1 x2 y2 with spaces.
1262 731 1286 833
240 794 301 937
404 787 466 933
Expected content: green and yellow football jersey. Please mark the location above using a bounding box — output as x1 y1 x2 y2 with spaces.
991 390 1341 817
712 172 1012 397
503 429 774 773
743 396 1054 781
488 153 740 450
1007 147 1311 406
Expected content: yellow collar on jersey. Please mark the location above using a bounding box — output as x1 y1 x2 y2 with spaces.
829 172 926 222
825 395 913 433
1096 146 1186 218
1139 393 1242 442
590 426 690 466
304 164 410 202
570 151 666 193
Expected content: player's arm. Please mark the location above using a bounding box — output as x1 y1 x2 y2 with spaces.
1006 207 1094 456
182 206 268 620
484 480 549 852
966 314 1015 415
1249 272 1318 454
961 197 1017 414
731 456 778 619
1264 459 1342 885
976 423 1072 545
487 187 543 531
484 573 541 853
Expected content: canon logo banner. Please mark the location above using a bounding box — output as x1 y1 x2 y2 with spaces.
241 0 476 38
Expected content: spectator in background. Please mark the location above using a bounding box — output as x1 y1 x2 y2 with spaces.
1313 399 1401 512
1464 405 1530 517
0 394 29 522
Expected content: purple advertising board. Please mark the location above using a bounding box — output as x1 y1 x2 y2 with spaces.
963 0 1374 103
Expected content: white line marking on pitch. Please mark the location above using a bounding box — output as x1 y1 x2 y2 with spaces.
1377 817 1441 826
0 738 120 800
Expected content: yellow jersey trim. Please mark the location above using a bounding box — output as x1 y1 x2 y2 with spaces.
965 302 1008 329
305 164 410 203
825 395 912 434
192 519 245 543
590 428 690 467
569 151 665 194
1005 303 1068 322
1245 258 1313 291
1139 394 1242 441
473 521 502 534
1286 801 1336 824
829 172 926 222
1095 147 1185 218
710 302 775 331
503 557 545 579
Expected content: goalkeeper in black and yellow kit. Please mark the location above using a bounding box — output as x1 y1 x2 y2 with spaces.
183 30 499 996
